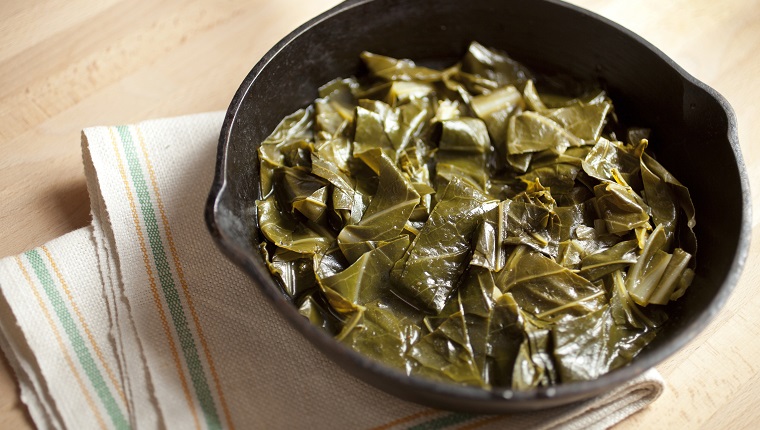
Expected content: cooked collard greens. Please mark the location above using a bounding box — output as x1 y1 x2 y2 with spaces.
255 42 696 389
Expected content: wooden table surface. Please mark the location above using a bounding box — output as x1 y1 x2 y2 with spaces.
1 0 758 428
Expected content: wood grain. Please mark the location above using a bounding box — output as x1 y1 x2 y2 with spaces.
1 0 758 428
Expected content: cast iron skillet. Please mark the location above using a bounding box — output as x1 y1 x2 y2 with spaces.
206 0 750 412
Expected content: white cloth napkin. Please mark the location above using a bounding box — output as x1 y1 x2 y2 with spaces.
0 112 663 430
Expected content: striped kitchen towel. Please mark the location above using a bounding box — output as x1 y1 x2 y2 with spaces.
0 112 664 429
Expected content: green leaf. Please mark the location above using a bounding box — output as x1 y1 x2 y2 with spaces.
354 99 433 159
581 138 644 186
518 162 581 196
438 117 491 153
417 266 500 385
461 41 533 88
361 51 443 82
399 143 436 222
386 81 436 105
259 243 317 300
470 207 503 271
310 156 367 229
319 236 410 306
500 182 562 258
408 310 484 386
314 129 352 174
626 224 694 306
523 80 548 112
553 276 657 382
640 149 697 249
512 317 557 390
258 107 315 196
486 292 524 387
626 224 668 305
663 263 695 303
434 117 492 192
506 152 533 173
554 201 594 243
313 243 350 279
470 85 525 157
272 166 327 215
593 180 651 235
318 77 360 99
545 101 611 142
579 240 639 281
257 196 332 255
507 111 583 155
541 88 609 109
298 291 342 336
339 302 423 372
496 246 606 322
458 267 497 381
353 105 395 157
337 149 420 262
315 97 353 137
392 178 498 314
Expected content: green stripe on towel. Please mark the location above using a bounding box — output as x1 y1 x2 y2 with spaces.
116 125 221 430
25 250 130 430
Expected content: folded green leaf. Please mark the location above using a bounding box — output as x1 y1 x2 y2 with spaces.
260 243 317 300
579 240 639 281
339 301 423 372
361 51 443 82
272 166 327 215
392 178 498 314
553 277 657 382
508 111 583 155
417 266 500 385
486 292 525 387
500 182 562 258
496 246 606 322
626 224 667 305
541 88 609 109
387 81 436 105
470 85 525 156
461 41 533 88
627 224 694 306
640 148 697 250
337 149 420 262
354 99 433 159
310 156 367 229
512 318 557 390
582 138 644 185
523 80 548 112
593 180 651 235
259 107 315 195
257 196 332 255
458 267 497 382
518 162 581 196
315 97 353 136
434 117 492 192
298 292 343 336
438 117 491 153
408 310 483 386
315 128 352 174
319 236 410 307
470 207 503 271
545 101 611 142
